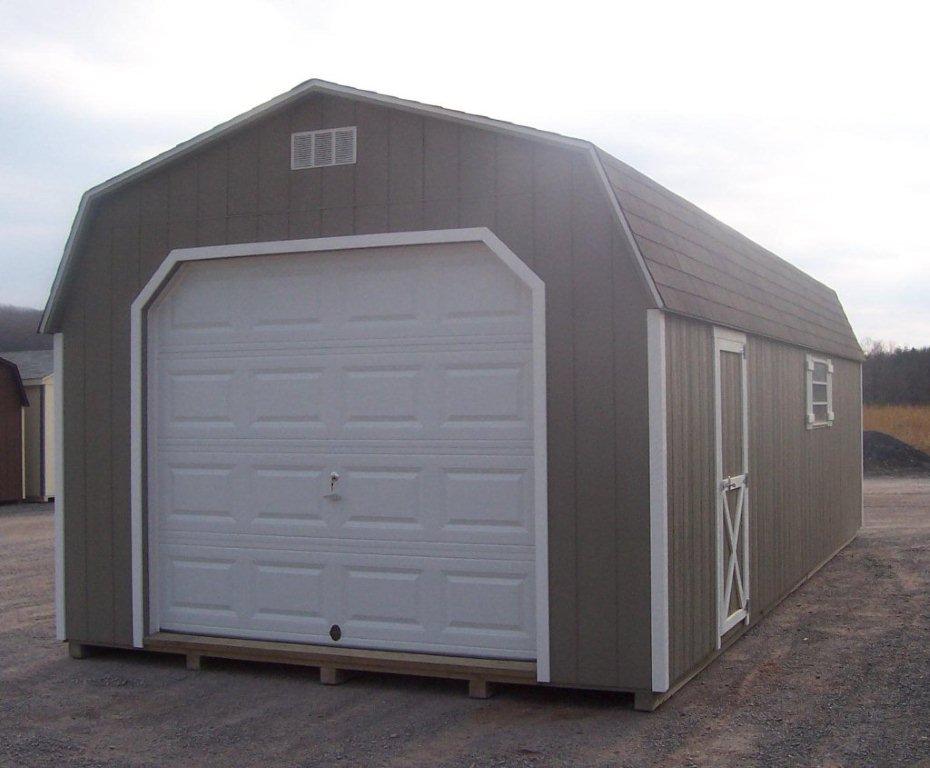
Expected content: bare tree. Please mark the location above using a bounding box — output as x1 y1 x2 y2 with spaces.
862 340 930 404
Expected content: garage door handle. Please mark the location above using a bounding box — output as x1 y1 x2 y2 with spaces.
325 471 341 501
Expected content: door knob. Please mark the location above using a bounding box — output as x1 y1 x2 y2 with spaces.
325 471 341 501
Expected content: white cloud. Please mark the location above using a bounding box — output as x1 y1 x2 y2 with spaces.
1 0 929 344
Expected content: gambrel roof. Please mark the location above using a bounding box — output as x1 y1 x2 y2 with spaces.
41 79 861 360
599 152 862 359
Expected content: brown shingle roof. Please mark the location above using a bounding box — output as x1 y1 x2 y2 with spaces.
598 150 863 361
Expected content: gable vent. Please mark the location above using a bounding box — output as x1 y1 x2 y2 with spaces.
291 126 357 170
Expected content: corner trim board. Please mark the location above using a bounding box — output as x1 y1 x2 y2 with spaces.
646 309 669 692
129 227 551 683
860 366 864 528
53 333 65 641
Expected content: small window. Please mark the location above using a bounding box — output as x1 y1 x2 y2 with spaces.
806 354 834 428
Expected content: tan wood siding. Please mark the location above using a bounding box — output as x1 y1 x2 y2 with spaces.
57 93 656 689
665 314 862 684
665 316 717 681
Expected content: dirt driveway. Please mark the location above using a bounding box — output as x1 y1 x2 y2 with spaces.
1 479 928 767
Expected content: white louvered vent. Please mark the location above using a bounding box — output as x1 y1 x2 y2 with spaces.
291 126 357 170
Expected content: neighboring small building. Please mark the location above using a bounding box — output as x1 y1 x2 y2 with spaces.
0 350 56 501
0 356 29 503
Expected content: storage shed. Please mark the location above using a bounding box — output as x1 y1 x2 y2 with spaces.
40 81 863 709
0 349 56 501
0 356 29 503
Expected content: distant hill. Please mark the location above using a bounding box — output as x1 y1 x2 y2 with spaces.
0 304 51 352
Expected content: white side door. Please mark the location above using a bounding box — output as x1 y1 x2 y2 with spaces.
713 329 750 644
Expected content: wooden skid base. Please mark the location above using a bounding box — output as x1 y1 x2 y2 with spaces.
144 633 536 696
68 641 91 659
468 678 493 699
633 690 672 712
320 665 353 685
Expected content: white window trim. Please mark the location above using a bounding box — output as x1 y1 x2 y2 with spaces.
129 227 551 682
806 354 834 429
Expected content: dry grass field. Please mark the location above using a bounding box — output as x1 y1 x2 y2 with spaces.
864 404 930 454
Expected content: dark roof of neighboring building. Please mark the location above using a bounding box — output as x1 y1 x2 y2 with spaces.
0 357 29 406
40 79 862 361
0 349 53 382
598 151 863 360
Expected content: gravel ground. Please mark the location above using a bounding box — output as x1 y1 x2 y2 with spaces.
1 479 928 767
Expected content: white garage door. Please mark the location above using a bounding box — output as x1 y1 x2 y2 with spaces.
147 242 537 660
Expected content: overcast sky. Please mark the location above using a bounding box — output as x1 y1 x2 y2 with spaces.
2 0 928 346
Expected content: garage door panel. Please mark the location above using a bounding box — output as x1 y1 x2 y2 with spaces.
337 255 422 326
441 468 532 536
167 371 236 426
160 462 239 529
439 362 530 434
340 467 425 532
252 562 327 625
153 248 531 352
251 368 325 428
149 242 538 660
249 466 328 529
239 260 326 332
434 265 529 325
155 350 532 442
155 450 533 546
160 545 332 638
162 554 239 618
442 570 533 640
158 543 535 657
342 365 422 431
164 263 242 333
341 565 425 632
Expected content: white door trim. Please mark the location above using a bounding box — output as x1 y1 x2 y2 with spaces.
712 327 750 647
646 309 669 692
129 227 550 682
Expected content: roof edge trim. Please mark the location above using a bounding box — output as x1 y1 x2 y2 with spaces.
589 149 663 308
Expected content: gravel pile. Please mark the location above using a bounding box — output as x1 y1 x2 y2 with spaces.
864 430 930 475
